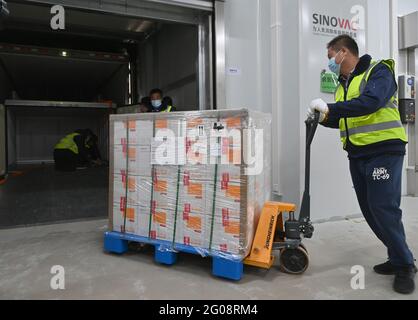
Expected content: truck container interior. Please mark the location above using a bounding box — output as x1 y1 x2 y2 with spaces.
0 0 213 228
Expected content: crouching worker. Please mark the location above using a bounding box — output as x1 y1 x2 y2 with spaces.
54 129 102 172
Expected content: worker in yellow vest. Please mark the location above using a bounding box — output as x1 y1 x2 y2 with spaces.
308 35 416 294
149 88 176 113
54 129 101 172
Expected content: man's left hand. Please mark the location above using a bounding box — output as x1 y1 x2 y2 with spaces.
308 98 329 123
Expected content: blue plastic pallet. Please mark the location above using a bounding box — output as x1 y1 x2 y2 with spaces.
104 231 244 281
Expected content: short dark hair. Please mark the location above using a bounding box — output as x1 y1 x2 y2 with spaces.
327 35 359 57
149 88 163 97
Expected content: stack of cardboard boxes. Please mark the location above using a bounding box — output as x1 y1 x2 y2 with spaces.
109 110 271 259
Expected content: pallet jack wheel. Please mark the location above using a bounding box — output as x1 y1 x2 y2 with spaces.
299 243 307 253
280 246 309 275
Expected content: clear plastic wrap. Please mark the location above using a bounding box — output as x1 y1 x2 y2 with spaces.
109 109 272 261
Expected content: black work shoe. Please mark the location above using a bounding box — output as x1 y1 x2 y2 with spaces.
394 267 416 295
374 261 418 275
374 261 397 275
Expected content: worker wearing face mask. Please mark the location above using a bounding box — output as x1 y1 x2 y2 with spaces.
149 88 176 113
308 35 416 295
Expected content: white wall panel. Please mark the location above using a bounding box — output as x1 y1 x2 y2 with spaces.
224 0 398 220
398 0 418 16
224 0 272 114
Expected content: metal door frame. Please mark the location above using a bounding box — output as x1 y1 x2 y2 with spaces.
400 12 418 196
8 0 227 110
0 104 5 179
406 47 418 196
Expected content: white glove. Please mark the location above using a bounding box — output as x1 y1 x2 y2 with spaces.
308 98 329 123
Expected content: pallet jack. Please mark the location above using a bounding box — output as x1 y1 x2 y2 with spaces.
244 111 320 274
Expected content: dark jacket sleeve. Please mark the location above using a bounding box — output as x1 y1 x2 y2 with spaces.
74 135 89 163
90 143 101 161
326 63 397 120
321 114 340 129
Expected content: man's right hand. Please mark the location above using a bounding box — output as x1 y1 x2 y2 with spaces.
308 98 329 123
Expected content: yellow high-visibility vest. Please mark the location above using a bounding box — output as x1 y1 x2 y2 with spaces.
335 59 407 148
54 133 80 154
162 105 172 112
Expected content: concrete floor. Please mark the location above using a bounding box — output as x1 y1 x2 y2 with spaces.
0 164 108 228
0 197 417 300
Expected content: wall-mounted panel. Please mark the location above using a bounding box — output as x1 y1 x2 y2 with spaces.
399 11 418 50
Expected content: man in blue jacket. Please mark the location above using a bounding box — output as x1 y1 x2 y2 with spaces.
309 35 416 294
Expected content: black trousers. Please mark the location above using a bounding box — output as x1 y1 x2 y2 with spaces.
350 154 414 267
54 149 79 172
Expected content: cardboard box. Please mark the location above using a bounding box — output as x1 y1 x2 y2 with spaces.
151 136 186 166
210 216 242 255
113 174 152 207
175 215 208 248
113 144 152 176
112 204 151 237
113 120 154 146
152 169 179 212
128 120 154 145
154 119 186 137
109 110 271 260
181 165 215 182
149 207 175 242
113 121 127 146
185 136 208 165
216 180 242 204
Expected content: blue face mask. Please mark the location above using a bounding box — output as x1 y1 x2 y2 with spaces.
151 99 162 109
328 51 344 76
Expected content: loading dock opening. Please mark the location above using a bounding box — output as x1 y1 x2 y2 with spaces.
0 0 218 227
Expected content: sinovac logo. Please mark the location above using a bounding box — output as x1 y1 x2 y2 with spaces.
372 168 390 181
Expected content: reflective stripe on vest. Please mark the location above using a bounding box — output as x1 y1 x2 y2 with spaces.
340 120 404 138
335 59 407 148
54 133 80 154
162 105 172 113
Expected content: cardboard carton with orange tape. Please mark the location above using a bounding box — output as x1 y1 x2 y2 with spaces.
113 120 154 146
113 174 152 207
149 206 175 242
113 144 152 176
109 110 272 261
175 210 208 248
112 204 151 237
210 216 243 255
